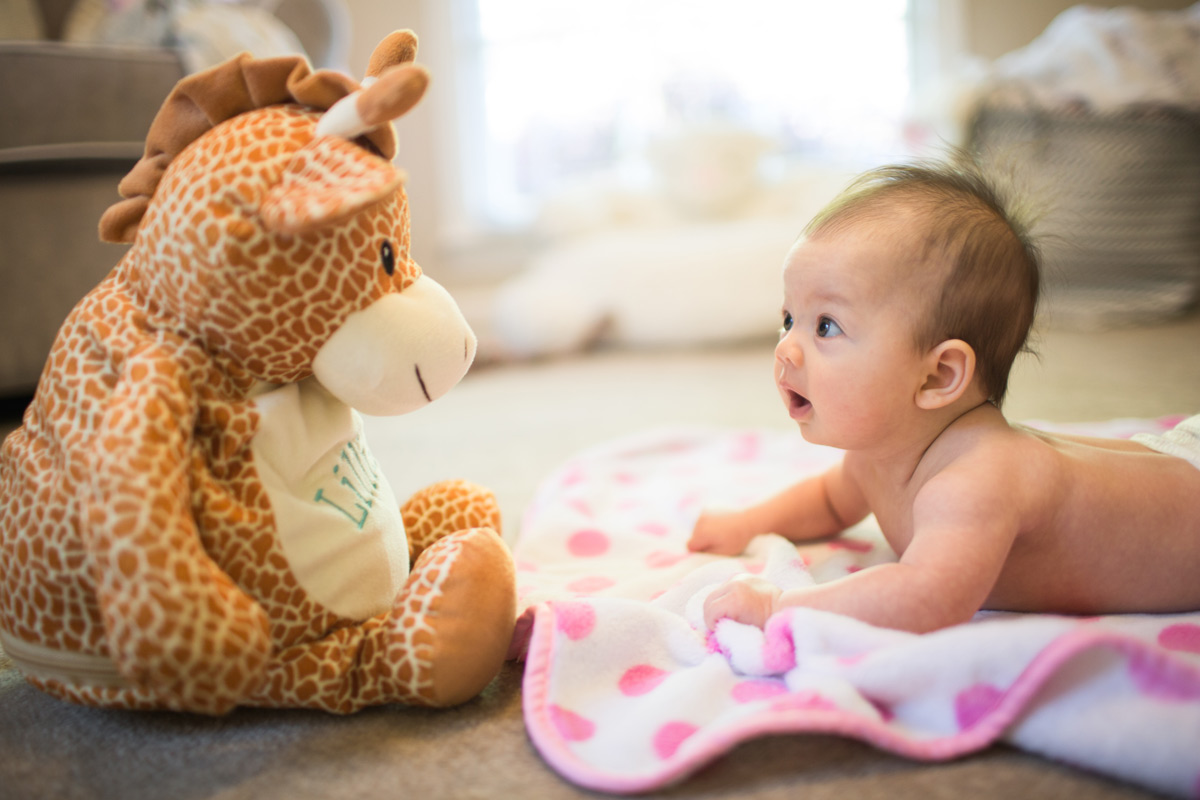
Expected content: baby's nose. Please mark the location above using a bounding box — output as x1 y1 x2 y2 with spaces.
775 336 801 368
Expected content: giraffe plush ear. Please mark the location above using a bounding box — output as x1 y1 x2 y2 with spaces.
316 64 429 140
367 29 419 77
258 136 405 235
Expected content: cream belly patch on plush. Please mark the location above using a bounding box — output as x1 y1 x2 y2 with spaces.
250 378 408 621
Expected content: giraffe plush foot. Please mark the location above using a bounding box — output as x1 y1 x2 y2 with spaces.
402 480 502 563
386 526 515 707
240 526 515 713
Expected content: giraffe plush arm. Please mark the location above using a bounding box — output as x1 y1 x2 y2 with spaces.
83 350 272 714
402 479 502 563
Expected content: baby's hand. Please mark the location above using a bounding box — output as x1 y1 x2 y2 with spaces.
703 575 782 630
687 509 757 555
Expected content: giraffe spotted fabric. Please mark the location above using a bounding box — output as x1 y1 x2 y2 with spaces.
0 31 516 715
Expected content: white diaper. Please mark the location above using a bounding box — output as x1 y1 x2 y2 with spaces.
1131 414 1200 470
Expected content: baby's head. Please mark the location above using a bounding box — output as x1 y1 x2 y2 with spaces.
804 160 1040 406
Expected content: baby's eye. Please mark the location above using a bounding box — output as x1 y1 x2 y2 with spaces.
779 310 793 338
816 315 844 338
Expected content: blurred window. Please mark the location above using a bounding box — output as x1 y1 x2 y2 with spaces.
451 0 912 227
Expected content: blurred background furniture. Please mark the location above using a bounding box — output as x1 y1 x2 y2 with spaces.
965 4 1200 329
0 0 350 395
971 106 1200 328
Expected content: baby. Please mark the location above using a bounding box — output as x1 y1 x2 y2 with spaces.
688 160 1200 634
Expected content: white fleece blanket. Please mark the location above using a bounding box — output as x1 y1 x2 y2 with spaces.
511 420 1200 797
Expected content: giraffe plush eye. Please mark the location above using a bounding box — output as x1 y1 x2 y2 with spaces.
380 241 396 276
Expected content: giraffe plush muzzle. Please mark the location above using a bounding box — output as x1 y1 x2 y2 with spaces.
313 275 478 416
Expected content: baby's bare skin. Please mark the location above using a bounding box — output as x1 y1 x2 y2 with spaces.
695 404 1200 633
696 402 1200 633
919 411 1200 617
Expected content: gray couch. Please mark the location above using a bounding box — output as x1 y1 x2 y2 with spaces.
0 0 347 395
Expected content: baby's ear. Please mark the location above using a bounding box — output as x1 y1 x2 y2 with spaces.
916 339 976 410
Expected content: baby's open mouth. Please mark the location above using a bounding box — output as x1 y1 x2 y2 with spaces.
787 390 811 415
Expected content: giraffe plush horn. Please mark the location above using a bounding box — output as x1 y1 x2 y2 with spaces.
316 64 429 140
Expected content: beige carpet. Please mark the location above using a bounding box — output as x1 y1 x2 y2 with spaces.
2 309 1197 799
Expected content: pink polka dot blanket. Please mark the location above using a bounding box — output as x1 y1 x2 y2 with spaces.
511 419 1200 797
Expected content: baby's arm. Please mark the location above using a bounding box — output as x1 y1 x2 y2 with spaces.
704 468 1020 633
688 461 866 555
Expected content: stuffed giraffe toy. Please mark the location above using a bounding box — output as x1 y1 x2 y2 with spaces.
0 31 517 715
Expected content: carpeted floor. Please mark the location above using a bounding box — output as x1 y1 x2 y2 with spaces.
2 309 1198 799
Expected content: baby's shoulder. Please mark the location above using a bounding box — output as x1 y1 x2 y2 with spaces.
931 412 1044 470
920 421 1057 505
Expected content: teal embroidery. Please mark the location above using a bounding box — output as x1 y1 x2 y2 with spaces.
313 436 381 530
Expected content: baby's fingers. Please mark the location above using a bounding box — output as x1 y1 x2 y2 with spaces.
703 576 780 629
687 511 752 555
687 534 740 555
702 585 741 629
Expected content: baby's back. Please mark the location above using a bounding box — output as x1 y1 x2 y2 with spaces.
989 428 1200 616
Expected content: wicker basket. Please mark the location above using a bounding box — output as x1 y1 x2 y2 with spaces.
970 105 1200 329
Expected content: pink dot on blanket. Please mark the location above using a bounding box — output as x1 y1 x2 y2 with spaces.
559 467 586 486
1158 414 1188 430
645 550 688 569
769 690 837 712
653 721 698 760
828 539 873 553
567 576 615 594
619 664 668 696
954 683 1004 730
556 602 596 640
731 679 789 703
1159 623 1200 654
550 704 595 742
567 529 610 557
730 433 760 461
762 614 797 673
1126 648 1200 701
637 522 670 537
568 499 593 517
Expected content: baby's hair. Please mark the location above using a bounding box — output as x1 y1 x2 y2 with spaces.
804 158 1040 407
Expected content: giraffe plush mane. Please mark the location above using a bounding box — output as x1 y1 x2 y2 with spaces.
99 54 399 245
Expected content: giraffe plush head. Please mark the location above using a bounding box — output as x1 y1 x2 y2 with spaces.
0 32 516 715
100 31 472 413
